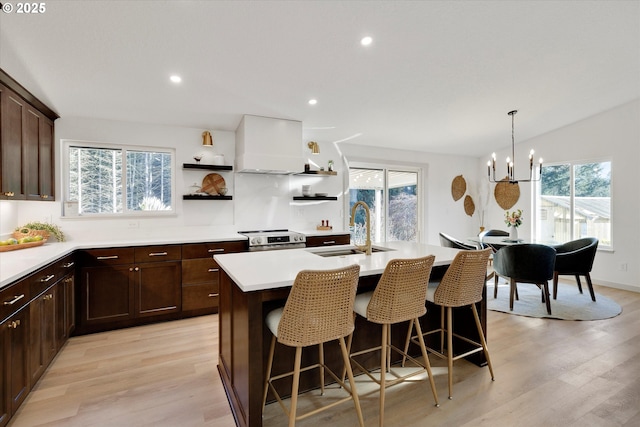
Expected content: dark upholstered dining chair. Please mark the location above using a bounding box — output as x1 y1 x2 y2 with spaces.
492 244 556 315
439 232 477 251
478 229 509 295
552 237 599 301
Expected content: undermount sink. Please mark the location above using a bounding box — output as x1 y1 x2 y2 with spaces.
307 245 394 257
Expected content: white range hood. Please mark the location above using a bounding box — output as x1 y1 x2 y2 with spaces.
235 115 303 174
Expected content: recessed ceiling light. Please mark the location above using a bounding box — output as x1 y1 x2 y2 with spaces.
170 75 182 83
308 99 317 105
361 36 373 46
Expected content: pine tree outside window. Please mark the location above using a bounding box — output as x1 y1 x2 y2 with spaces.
64 141 174 216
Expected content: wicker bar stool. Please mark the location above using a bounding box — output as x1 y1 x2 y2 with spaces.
262 264 364 427
405 248 494 399
347 256 439 427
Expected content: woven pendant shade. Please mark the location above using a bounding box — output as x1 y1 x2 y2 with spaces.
494 176 520 210
463 195 475 216
451 175 466 201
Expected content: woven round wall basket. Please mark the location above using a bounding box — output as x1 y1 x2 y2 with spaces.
463 195 475 216
451 175 466 201
494 177 520 210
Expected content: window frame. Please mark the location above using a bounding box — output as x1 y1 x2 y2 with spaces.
62 139 176 218
534 157 612 249
346 162 422 243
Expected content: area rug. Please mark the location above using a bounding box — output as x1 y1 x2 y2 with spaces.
486 281 622 320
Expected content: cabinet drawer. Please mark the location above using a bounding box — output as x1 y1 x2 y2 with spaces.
53 253 76 279
305 234 350 247
182 240 246 259
0 279 30 322
81 248 135 266
134 245 181 262
182 283 219 311
182 258 220 285
29 265 58 297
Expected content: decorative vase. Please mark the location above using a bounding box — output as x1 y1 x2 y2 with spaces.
509 226 518 240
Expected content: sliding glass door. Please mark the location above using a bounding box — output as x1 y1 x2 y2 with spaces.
349 166 420 243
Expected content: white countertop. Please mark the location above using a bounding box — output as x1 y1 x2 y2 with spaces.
0 226 246 289
0 227 353 290
214 241 461 292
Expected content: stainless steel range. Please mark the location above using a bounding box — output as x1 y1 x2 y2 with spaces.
239 229 306 251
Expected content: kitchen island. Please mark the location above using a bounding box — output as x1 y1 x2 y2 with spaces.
214 242 487 427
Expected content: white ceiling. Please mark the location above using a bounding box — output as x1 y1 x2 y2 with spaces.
1 1 638 157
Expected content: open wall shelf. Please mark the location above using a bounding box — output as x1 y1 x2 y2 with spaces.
183 195 232 200
295 170 337 176
292 196 338 201
183 163 233 171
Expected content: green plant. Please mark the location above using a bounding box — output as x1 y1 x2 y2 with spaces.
15 221 65 242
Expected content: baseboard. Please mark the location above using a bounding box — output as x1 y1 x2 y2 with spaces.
593 280 640 293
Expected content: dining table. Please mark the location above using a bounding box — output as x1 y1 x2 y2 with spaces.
468 236 559 248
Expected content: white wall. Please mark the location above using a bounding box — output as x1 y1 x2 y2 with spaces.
478 100 640 291
0 116 347 239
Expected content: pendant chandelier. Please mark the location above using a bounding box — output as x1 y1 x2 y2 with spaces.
488 110 542 183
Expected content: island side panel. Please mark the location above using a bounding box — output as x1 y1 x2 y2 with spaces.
218 270 243 426
219 269 289 427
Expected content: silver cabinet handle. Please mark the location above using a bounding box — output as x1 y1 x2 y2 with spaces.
323 240 336 245
148 252 168 257
97 255 119 260
62 262 75 268
208 248 225 253
208 268 220 273
208 293 218 298
3 294 25 305
40 274 55 283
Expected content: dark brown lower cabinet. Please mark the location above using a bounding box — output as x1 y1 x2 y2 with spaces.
181 258 220 314
304 233 350 247
78 246 182 334
81 264 135 326
180 240 246 316
29 282 64 386
60 274 75 346
0 254 74 427
1 306 30 427
136 261 181 317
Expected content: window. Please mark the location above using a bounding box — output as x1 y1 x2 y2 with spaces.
536 160 611 247
348 166 420 243
64 141 174 216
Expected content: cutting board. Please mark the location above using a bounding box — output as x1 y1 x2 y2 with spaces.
201 173 226 195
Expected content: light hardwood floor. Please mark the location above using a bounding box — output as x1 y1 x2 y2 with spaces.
8 282 640 427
